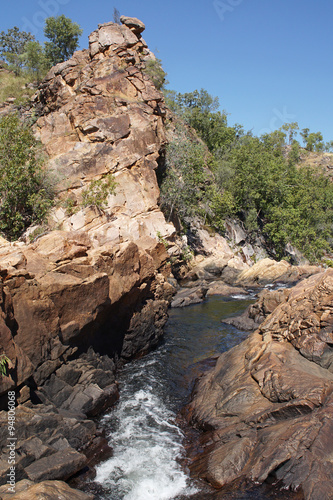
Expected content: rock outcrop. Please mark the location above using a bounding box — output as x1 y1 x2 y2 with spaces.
235 257 321 286
0 17 176 490
0 18 176 397
186 270 333 499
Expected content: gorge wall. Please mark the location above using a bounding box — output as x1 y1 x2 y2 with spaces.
0 17 178 493
187 270 333 500
0 17 176 401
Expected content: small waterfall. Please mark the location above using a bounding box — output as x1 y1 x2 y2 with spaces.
95 355 197 499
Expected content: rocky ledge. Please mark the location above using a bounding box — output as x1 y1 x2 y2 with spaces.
171 256 321 309
186 270 333 500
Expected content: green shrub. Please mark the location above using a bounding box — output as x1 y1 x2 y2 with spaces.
0 354 10 377
143 58 167 90
63 196 78 216
159 127 208 222
0 113 54 239
82 174 117 209
28 225 48 242
180 245 193 262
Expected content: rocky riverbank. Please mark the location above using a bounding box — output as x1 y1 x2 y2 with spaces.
186 269 333 500
171 256 321 308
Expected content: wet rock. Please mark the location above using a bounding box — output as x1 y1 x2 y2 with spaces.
171 285 208 308
16 438 54 468
0 403 98 486
35 348 118 418
206 281 246 297
224 287 290 331
24 449 87 482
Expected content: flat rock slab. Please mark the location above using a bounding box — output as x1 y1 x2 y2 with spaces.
171 285 208 308
206 281 247 297
24 448 87 482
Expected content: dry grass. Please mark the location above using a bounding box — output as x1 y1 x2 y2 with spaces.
0 70 36 104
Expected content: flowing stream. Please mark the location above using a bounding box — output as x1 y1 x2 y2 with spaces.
90 294 299 500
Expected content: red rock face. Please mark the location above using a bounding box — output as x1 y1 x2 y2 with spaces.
34 20 174 246
187 270 333 500
0 20 177 491
0 20 176 398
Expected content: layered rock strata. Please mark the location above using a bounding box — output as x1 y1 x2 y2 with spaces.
187 270 333 500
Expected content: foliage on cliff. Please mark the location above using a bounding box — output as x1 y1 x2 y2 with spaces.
82 174 117 209
0 17 83 94
162 89 333 261
159 121 235 232
0 113 53 239
143 58 167 90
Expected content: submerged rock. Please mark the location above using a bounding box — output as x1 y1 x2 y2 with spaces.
224 286 290 331
171 284 208 308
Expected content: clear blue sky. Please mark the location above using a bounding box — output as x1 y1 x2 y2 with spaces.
2 0 333 142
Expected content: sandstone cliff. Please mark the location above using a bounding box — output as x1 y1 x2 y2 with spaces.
187 270 333 500
0 17 177 490
0 17 175 400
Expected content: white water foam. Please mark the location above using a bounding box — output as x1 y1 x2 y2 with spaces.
94 359 197 500
231 294 250 300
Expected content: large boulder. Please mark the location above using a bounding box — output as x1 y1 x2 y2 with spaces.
236 257 320 285
120 16 145 35
0 236 173 398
